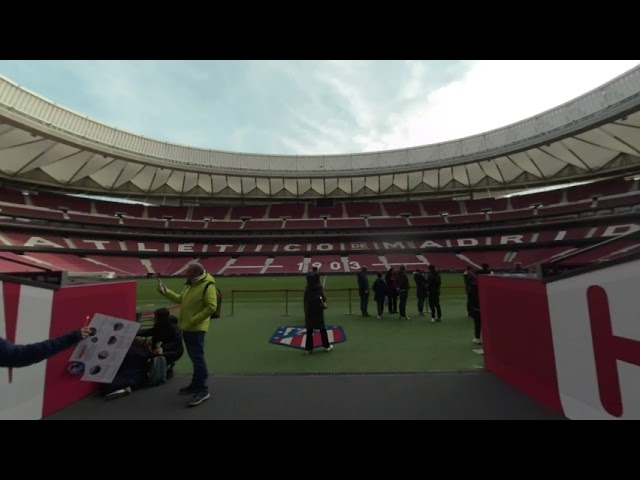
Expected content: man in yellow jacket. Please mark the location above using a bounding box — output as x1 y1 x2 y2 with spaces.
158 262 217 407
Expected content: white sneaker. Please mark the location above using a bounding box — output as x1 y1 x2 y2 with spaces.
431 318 436 323
473 338 482 344
105 387 131 401
325 345 334 352
376 315 382 319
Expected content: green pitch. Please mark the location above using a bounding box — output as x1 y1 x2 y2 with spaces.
135 274 483 375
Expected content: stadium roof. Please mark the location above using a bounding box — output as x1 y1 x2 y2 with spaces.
1 66 640 200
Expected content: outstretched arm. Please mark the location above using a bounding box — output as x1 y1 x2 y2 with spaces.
0 329 87 368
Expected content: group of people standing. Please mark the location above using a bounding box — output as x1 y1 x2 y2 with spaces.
358 265 443 322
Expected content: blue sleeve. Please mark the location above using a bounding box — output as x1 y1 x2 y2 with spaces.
0 331 83 368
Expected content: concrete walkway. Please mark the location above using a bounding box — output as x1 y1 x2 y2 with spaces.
46 371 565 420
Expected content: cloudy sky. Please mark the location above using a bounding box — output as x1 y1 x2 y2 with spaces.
0 60 638 156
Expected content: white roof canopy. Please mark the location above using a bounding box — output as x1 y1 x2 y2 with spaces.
1 66 640 199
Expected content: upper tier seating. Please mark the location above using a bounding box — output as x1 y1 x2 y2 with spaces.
0 177 636 234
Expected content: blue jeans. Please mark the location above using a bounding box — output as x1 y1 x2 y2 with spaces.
183 331 208 392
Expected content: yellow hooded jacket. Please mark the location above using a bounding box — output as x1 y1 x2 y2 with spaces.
161 273 217 332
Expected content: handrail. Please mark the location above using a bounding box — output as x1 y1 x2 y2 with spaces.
539 229 640 282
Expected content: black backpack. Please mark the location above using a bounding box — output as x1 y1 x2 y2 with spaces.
204 282 222 319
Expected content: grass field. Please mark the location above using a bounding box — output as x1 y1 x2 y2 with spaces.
136 273 483 375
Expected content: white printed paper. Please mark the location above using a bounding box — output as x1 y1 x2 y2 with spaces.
69 313 140 384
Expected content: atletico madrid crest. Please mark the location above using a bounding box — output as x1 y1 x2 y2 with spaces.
269 326 347 350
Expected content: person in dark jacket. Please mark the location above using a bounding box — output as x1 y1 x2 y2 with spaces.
512 262 527 273
303 273 332 353
413 269 428 316
463 266 474 316
356 267 371 317
137 307 184 378
103 308 184 401
467 269 482 344
384 268 398 314
426 264 442 322
397 265 410 320
372 272 388 318
0 327 92 368
477 263 493 275
102 343 153 400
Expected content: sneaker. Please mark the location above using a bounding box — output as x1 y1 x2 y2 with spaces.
178 385 198 395
325 345 334 352
188 391 211 407
431 318 436 323
305 350 312 355
376 315 382 319
166 365 175 379
105 387 131 401
473 338 482 344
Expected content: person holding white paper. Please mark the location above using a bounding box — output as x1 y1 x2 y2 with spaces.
0 327 92 368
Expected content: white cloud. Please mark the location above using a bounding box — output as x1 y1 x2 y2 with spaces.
368 60 640 153
1 60 638 157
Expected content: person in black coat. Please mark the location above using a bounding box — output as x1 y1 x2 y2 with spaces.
357 267 371 317
303 273 332 354
463 266 474 316
397 265 410 320
385 268 399 314
103 308 185 400
426 264 442 322
413 269 428 316
137 307 184 377
102 343 153 400
0 327 92 368
372 272 388 318
466 269 482 344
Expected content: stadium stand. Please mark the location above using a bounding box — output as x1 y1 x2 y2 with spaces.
0 175 638 278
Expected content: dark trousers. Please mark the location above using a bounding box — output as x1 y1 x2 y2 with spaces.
399 290 408 317
387 292 398 313
359 292 369 315
429 293 442 319
103 346 149 395
472 311 481 339
103 369 146 395
306 328 330 351
183 331 208 392
417 294 427 314
375 298 385 316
